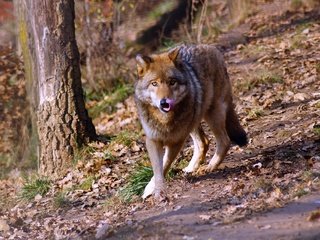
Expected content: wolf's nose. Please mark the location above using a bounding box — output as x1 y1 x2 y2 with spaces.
160 98 168 108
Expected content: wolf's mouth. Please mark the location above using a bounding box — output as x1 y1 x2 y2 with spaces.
160 103 171 112
159 98 175 113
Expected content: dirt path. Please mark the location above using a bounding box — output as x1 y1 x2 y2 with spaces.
109 192 320 240
212 193 320 240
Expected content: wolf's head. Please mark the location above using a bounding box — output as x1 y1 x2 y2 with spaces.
135 47 188 113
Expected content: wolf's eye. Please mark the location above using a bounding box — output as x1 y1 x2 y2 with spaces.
169 79 177 86
151 82 158 87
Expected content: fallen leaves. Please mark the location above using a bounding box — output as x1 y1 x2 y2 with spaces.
0 219 10 232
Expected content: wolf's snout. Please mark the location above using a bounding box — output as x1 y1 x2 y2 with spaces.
160 98 174 113
160 98 169 108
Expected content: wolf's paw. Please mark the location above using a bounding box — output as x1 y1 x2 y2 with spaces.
153 189 169 204
205 164 219 173
182 165 197 173
142 178 155 199
196 165 207 175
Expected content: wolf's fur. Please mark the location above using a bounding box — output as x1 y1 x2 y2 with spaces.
134 44 247 199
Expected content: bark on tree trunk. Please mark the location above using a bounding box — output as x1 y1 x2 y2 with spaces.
16 0 96 178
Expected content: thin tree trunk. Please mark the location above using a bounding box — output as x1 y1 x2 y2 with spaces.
83 0 97 91
16 0 96 178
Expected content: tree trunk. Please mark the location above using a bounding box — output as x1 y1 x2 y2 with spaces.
16 0 96 178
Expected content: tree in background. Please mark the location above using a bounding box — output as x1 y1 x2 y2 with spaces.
15 0 96 178
136 0 203 53
81 0 114 91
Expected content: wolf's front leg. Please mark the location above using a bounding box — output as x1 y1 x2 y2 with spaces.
143 138 165 199
143 140 185 199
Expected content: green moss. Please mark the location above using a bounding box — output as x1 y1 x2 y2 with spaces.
18 19 33 95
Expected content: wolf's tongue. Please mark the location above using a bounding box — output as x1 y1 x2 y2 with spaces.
161 99 175 112
162 103 171 112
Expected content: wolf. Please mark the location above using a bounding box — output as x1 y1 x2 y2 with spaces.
134 44 247 200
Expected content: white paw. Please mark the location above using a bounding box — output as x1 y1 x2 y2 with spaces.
183 162 199 173
142 177 155 199
205 163 219 172
183 165 196 173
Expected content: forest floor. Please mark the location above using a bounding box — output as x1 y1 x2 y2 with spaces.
1 2 320 240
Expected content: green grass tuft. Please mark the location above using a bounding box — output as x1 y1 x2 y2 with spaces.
20 176 51 201
104 150 116 161
248 108 264 120
53 191 71 208
294 186 309 198
119 162 178 202
78 175 95 191
313 124 320 136
236 68 283 92
73 145 95 165
119 165 153 202
88 83 134 118
257 70 283 85
110 130 142 148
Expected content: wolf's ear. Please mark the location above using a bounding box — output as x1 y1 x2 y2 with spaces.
168 47 180 62
136 54 153 77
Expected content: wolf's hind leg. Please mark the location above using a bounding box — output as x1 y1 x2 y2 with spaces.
183 126 209 173
163 141 185 175
205 103 231 172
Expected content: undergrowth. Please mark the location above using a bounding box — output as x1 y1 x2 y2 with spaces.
109 130 142 148
20 176 51 201
119 165 153 202
73 145 96 165
87 83 134 118
53 191 71 208
235 68 283 91
119 161 179 202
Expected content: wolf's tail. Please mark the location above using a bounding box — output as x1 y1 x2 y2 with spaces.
226 105 248 147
